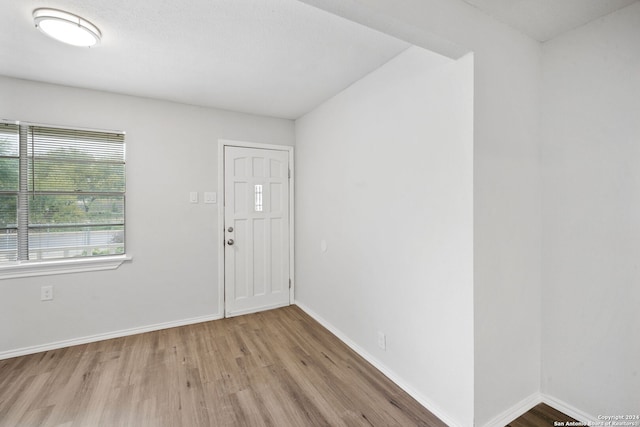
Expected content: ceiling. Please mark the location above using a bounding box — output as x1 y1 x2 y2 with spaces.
0 0 410 119
1 1 637 120
462 0 639 41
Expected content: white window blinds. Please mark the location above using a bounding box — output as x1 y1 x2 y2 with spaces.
0 123 19 261
0 121 125 262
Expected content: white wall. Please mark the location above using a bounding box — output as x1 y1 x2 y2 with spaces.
300 1 542 425
295 46 474 426
541 2 640 417
0 76 294 355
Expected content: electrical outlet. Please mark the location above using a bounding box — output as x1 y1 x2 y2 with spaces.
41 285 54 301
377 331 386 351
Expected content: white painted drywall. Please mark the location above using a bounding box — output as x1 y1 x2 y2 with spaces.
541 2 640 416
0 76 294 354
299 1 542 425
295 46 475 426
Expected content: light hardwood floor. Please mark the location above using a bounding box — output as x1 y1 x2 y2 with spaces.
0 305 446 426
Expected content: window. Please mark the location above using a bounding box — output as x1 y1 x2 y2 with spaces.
254 184 263 212
0 121 125 264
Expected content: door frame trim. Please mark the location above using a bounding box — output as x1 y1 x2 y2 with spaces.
217 139 295 317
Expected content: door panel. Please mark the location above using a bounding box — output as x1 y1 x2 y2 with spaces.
224 146 290 317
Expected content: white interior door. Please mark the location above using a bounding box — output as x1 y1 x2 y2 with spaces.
224 146 290 317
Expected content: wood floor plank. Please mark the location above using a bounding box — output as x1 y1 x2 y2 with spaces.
0 305 446 426
507 403 579 427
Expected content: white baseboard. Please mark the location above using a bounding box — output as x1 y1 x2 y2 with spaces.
294 301 463 427
482 393 542 427
542 394 597 425
0 312 224 360
478 391 597 427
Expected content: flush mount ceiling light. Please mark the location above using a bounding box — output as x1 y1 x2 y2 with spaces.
33 8 101 47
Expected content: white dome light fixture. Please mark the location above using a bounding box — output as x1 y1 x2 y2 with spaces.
33 8 101 47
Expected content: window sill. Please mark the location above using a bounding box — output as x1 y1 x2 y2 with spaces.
0 255 132 280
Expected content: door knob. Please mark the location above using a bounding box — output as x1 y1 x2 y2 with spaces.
227 226 233 232
227 239 234 245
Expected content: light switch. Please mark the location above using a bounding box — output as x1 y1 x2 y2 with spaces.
189 191 198 203
204 192 217 204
